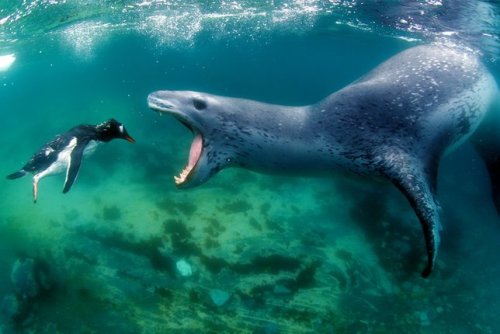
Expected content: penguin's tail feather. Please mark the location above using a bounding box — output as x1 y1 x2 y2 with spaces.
6 170 27 179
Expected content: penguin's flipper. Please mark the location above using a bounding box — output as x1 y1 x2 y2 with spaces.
7 170 27 179
63 141 88 194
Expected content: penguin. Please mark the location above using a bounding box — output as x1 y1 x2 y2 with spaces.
6 119 135 202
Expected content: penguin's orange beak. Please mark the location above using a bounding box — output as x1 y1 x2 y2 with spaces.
121 127 135 143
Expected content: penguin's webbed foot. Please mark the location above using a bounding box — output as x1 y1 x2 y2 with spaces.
33 179 39 204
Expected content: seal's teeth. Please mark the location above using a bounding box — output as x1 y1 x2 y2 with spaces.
174 167 190 185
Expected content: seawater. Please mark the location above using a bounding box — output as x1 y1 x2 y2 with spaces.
0 1 499 333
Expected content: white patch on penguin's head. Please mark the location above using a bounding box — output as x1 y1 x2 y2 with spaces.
96 119 135 143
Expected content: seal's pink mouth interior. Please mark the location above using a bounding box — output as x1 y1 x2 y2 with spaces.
174 133 202 185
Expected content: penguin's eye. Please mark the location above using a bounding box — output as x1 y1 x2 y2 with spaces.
193 98 207 110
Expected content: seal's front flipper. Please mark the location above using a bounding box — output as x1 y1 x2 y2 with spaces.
63 141 87 194
381 152 441 278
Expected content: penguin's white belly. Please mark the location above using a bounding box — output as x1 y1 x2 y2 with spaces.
35 137 78 179
34 138 100 180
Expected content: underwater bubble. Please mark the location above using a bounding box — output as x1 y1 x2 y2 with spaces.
139 8 203 47
62 21 111 59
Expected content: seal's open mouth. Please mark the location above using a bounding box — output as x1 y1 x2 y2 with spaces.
175 132 202 185
148 94 203 186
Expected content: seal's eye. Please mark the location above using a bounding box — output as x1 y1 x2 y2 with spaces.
193 98 207 110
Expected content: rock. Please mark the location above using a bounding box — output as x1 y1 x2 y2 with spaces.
11 258 39 299
176 259 193 277
418 311 431 326
254 323 280 334
209 289 231 307
273 284 292 295
10 257 54 300
0 293 31 326
1 294 20 319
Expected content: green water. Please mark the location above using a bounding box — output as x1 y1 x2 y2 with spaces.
1 1 500 333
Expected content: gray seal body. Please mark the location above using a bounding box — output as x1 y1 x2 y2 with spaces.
148 44 498 277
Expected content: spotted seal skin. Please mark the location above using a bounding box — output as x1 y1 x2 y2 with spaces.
148 44 498 277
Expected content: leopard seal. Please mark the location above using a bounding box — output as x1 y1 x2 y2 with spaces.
148 44 498 277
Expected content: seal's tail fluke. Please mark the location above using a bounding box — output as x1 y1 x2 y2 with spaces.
6 170 26 179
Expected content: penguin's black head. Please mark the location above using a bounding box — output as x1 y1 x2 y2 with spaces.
96 119 135 143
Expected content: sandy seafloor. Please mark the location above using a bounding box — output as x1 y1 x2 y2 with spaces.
1 6 500 334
